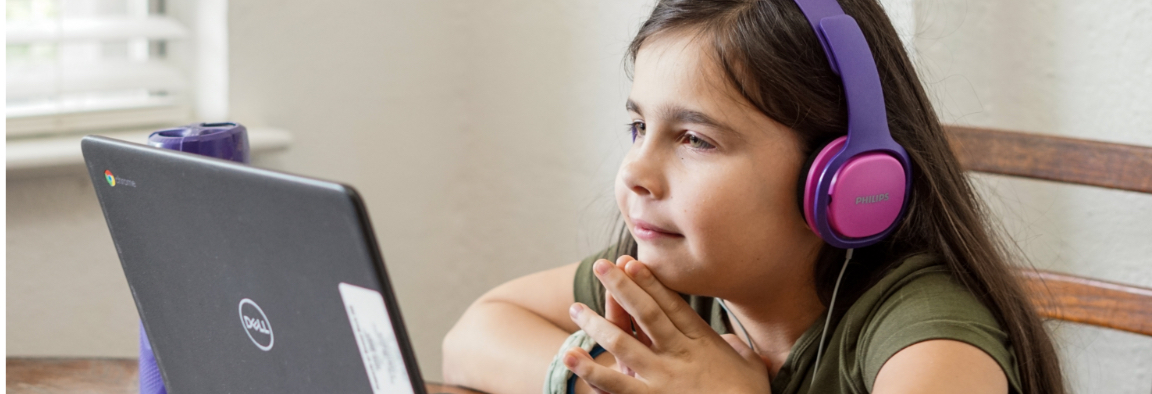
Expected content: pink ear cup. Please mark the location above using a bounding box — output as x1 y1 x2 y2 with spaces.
803 137 847 237
826 153 906 238
804 135 907 240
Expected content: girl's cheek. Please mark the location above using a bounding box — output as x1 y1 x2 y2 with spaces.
614 177 629 214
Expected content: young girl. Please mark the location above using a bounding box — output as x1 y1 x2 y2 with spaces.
442 0 1065 393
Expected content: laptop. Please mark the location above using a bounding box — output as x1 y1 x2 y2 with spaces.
82 135 428 394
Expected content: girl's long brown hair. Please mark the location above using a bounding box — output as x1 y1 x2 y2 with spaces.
611 0 1065 393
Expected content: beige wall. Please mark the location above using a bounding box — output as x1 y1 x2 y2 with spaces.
7 0 1150 391
227 0 648 382
914 1 1152 392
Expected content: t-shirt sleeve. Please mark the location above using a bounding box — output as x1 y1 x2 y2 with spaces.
857 268 1023 393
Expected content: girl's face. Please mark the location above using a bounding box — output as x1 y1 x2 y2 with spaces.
616 31 824 299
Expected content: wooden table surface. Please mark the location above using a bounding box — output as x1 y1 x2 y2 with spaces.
7 358 484 394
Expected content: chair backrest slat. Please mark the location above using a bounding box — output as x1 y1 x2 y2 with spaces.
945 125 1152 339
946 125 1152 194
1019 270 1152 336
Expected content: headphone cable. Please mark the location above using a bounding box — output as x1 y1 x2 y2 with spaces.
718 247 853 382
813 247 853 384
716 298 756 353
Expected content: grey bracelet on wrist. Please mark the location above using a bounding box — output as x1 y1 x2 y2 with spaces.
544 330 598 394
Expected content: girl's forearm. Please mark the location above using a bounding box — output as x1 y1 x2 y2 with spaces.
443 299 571 394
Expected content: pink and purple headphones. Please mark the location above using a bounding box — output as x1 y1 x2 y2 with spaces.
792 0 912 249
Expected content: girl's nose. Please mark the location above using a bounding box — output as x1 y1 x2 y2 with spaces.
620 146 666 200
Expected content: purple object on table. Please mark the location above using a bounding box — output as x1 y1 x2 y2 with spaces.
138 122 250 394
147 122 250 163
138 321 165 394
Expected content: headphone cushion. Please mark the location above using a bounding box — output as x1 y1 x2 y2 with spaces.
802 136 847 237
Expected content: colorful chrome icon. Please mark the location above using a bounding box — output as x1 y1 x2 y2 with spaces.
104 170 116 186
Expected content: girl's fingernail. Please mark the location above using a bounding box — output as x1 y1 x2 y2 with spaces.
570 304 582 320
594 260 609 275
626 261 646 278
564 354 578 368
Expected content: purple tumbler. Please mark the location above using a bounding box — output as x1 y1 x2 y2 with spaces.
148 122 250 163
138 122 249 394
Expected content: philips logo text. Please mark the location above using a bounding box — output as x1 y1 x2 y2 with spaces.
855 193 889 205
238 299 274 351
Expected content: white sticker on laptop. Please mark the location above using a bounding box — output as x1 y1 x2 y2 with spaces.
338 282 415 394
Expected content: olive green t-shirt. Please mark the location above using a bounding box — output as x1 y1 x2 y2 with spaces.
573 251 1023 393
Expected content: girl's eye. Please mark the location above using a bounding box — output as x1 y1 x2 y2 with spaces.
684 133 715 150
627 121 646 141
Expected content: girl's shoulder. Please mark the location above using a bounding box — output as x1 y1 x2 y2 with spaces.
770 253 1023 394
840 253 1024 393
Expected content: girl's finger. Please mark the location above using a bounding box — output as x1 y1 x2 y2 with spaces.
591 259 683 348
622 259 713 339
569 303 654 372
720 333 762 366
613 257 654 349
615 254 637 269
563 347 647 394
604 291 632 336
606 292 647 376
607 256 638 335
632 316 652 347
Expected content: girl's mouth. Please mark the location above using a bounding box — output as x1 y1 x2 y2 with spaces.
631 218 683 241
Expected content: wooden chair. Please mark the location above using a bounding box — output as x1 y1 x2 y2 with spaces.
946 125 1152 337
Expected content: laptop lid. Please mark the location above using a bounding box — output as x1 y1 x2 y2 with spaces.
81 135 426 394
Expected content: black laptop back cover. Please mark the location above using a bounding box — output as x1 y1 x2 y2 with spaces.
81 136 426 394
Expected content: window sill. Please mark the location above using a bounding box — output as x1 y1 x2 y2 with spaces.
6 127 293 178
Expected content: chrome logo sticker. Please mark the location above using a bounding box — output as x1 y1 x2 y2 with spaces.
103 170 136 187
238 299 274 351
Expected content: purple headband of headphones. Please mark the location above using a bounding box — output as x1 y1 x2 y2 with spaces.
792 0 913 249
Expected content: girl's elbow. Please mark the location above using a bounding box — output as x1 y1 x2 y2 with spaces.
441 300 493 386
441 315 471 385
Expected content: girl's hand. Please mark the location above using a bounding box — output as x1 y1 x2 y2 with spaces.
564 257 771 393
602 256 648 383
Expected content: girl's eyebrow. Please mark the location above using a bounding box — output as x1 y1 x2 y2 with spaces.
626 98 742 139
626 98 643 114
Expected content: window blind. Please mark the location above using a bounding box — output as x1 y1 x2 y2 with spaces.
6 0 192 138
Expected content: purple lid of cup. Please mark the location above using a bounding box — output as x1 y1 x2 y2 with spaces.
147 122 250 164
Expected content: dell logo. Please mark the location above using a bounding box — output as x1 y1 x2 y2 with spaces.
238 298 274 351
855 193 889 205
243 315 271 334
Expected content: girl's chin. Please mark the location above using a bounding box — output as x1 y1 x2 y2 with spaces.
635 246 672 266
635 250 692 282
